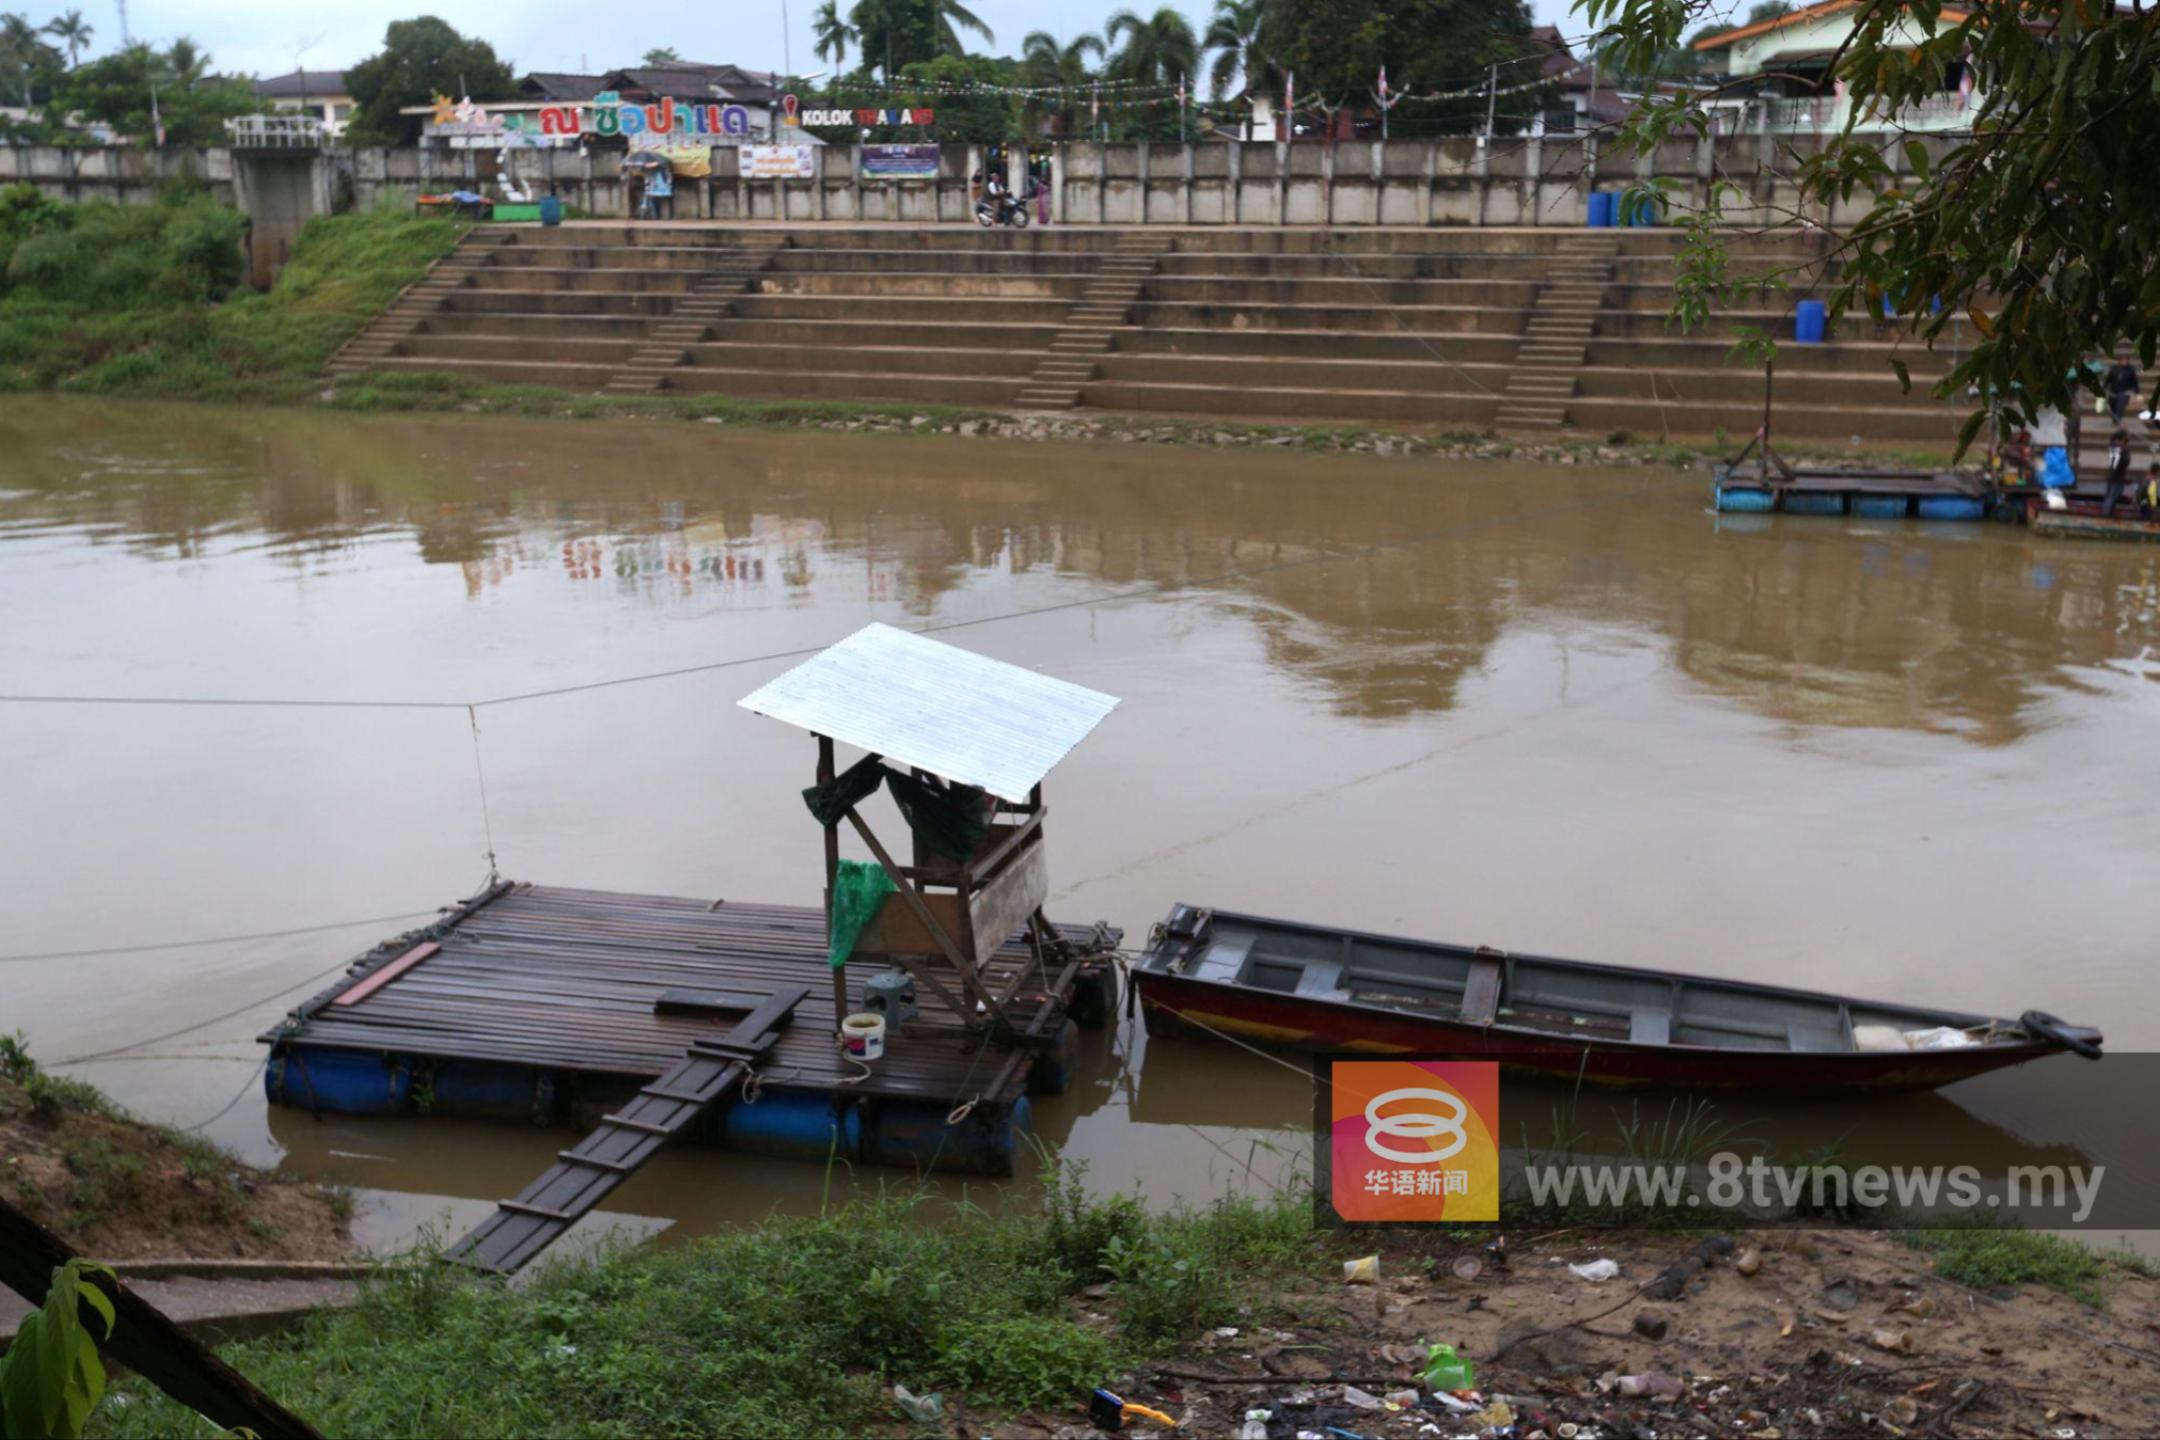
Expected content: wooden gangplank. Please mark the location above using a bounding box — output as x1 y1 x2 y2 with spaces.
446 985 810 1274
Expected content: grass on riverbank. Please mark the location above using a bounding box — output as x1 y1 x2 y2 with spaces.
0 186 464 399
91 1169 1313 1438
0 1035 351 1260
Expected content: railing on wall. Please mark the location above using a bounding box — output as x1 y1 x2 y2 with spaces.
224 115 325 151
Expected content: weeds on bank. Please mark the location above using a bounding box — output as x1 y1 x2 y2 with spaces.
88 1162 1314 1438
1899 1221 2108 1306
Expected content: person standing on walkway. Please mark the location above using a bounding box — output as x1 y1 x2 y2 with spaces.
2102 427 2132 516
2105 351 2140 424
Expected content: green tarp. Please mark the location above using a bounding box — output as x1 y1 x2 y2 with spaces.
826 858 896 970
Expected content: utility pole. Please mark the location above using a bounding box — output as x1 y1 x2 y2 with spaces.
1483 64 1497 141
780 0 792 80
116 0 130 47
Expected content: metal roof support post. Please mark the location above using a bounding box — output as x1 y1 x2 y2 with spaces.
818 733 848 1037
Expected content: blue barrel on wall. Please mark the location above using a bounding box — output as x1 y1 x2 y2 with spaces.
1587 192 1615 227
1618 190 1656 226
539 194 563 226
1795 300 1827 344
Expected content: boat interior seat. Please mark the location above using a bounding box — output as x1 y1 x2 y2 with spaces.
1191 936 1250 983
1293 960 1347 998
1629 1007 1672 1045
1460 959 1503 1025
1785 1022 1845 1053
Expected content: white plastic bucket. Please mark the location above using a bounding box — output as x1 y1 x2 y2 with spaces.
841 1012 886 1062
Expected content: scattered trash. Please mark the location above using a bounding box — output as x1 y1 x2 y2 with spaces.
1734 1248 1762 1277
1420 1342 1476 1391
893 1385 943 1426
1882 1396 1919 1425
1569 1258 1621 1282
1427 1392 1481 1414
1342 1255 1380 1285
1383 1388 1420 1409
1468 1399 1515 1429
1605 1372 1686 1399
1340 1385 1387 1411
1379 1342 1426 1366
1451 1254 1484 1280
1238 1408 1271 1440
1869 1328 1914 1354
1632 1311 1669 1340
1214 1326 1242 1339
1817 1278 1860 1312
1895 1293 1937 1319
1556 1425 1581 1439
1643 1235 1734 1301
1088 1388 1178 1431
1484 1237 1508 1270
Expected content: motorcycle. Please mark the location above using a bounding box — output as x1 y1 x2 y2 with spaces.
974 190 1030 228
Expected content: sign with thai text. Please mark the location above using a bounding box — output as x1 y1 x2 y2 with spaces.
535 92 754 140
860 143 941 178
742 144 816 179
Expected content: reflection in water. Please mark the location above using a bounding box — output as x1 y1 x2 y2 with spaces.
5 396 2157 1248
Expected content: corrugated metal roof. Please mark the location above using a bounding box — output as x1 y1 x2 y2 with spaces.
736 624 1119 802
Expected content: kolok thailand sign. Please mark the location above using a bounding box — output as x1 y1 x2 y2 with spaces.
534 91 755 139
780 93 934 128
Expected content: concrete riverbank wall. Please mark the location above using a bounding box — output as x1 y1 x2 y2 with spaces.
2 131 1942 235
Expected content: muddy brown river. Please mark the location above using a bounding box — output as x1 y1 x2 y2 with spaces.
3 396 2155 1252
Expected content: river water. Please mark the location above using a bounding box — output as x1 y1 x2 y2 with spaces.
4 396 2155 1250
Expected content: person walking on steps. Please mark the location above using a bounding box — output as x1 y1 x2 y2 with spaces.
2105 351 2141 425
2102 428 2132 517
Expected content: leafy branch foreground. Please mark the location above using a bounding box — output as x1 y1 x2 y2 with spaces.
90 1170 1312 1439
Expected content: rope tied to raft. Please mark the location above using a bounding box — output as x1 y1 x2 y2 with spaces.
466 705 501 885
945 1094 979 1125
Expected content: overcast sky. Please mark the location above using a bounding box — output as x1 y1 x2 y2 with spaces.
33 0 1610 84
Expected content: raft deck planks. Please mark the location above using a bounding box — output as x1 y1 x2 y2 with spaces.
270 882 1090 1106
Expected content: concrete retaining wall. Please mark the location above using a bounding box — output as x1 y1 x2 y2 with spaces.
3 131 1943 232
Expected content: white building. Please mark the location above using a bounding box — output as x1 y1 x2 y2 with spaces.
1692 0 1980 132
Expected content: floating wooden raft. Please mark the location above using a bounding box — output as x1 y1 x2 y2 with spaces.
447 985 809 1274
270 883 1099 1106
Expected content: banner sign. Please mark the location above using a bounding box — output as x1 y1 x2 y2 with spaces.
742 144 816 179
860 143 941 179
781 93 935 128
534 91 754 139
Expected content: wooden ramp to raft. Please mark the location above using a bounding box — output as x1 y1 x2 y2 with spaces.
447 985 809 1274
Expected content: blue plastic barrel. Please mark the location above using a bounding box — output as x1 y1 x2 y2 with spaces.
1715 486 1776 513
1619 191 1655 227
1851 494 1907 519
267 1047 412 1115
539 194 563 226
1587 192 1614 227
721 1090 863 1162
1794 300 1827 344
861 1095 1029 1176
1916 496 1985 521
1782 492 1846 516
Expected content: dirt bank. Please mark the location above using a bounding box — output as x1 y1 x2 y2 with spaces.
982 1227 2159 1439
1 1054 351 1263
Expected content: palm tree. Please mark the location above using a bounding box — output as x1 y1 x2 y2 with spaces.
1104 6 1197 88
2 12 46 104
811 0 853 67
929 0 992 57
43 8 90 68
1202 0 1278 106
1019 30 1102 137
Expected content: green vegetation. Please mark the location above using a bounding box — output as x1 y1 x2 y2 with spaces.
1 1259 116 1440
91 1167 1310 1438
0 188 465 398
344 18 518 147
1900 1223 2109 1306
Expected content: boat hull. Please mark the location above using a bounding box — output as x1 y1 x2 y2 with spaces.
1134 972 2067 1092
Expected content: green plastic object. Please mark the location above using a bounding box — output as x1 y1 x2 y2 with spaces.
1420 1342 1475 1391
825 859 896 970
491 202 542 222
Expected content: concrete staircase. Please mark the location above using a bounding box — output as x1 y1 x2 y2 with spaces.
327 224 1962 445
605 236 787 397
1016 232 1172 410
1493 235 1620 432
328 229 513 376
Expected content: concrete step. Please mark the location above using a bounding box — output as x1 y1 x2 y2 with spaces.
1015 389 1081 408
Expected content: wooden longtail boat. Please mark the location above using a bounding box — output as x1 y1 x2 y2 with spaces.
2026 495 2160 543
1133 906 2102 1091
